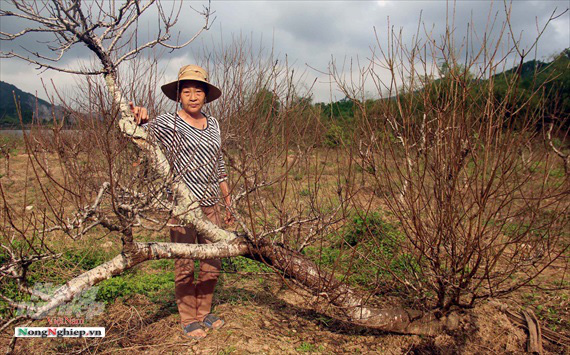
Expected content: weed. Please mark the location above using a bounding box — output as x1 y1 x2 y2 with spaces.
528 161 542 173
0 278 26 318
314 315 332 327
96 271 174 303
0 248 8 266
296 341 322 353
151 259 174 270
22 246 114 286
340 211 391 246
549 168 565 178
222 256 272 274
61 248 109 271
218 345 237 354
217 290 246 305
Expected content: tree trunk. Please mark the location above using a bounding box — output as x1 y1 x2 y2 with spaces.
247 239 455 335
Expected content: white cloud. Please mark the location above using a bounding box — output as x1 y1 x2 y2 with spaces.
0 59 81 103
1 1 568 103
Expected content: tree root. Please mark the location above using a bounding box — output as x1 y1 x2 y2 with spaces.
491 300 570 349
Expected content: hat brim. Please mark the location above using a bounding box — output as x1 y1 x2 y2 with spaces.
161 79 222 103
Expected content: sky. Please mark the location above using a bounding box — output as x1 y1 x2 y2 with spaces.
0 0 569 103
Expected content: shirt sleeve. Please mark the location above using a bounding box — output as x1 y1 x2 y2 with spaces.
141 119 161 138
143 115 174 155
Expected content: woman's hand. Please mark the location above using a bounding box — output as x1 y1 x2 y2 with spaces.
219 181 234 226
129 101 149 125
224 207 234 226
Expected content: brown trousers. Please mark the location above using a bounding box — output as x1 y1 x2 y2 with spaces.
169 205 222 326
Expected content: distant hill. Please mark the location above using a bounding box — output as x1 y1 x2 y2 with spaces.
493 49 570 119
0 81 57 127
317 48 569 130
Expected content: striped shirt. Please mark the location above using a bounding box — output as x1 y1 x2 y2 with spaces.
146 112 227 206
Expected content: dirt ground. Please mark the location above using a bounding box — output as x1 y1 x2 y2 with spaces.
2 271 568 354
1 148 568 354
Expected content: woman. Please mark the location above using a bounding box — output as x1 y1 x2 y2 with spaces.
130 65 232 340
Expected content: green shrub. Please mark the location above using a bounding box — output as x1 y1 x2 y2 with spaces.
306 211 421 291
341 211 388 246
323 124 346 148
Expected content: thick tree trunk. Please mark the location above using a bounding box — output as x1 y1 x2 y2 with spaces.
247 239 454 335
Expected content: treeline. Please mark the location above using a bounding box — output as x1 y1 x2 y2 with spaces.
3 49 567 136
313 48 570 147
492 48 570 126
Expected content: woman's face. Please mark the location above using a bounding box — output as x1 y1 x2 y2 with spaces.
178 81 206 117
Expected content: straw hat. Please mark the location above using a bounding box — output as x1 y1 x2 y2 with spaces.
161 65 222 102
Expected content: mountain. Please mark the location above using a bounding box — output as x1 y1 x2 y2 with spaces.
319 49 569 128
493 49 570 119
0 81 56 127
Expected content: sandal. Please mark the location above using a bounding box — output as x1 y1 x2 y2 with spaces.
202 313 225 330
183 322 206 340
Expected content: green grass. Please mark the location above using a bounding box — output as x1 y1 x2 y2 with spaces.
548 167 566 178
3 248 270 316
150 258 175 270
60 247 110 271
222 256 273 274
0 278 26 318
296 341 317 352
521 290 568 333
218 345 237 354
22 244 174 305
96 270 174 303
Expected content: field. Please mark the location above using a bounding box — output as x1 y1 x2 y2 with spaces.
0 130 568 354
